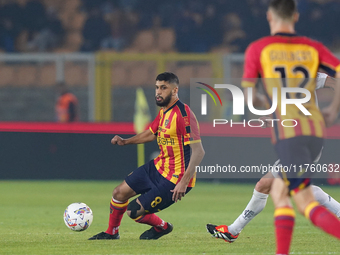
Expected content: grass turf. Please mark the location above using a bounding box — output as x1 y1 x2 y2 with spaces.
1 180 340 254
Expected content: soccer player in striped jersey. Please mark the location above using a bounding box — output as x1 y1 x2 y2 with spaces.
207 73 340 243
89 72 204 240
208 0 340 254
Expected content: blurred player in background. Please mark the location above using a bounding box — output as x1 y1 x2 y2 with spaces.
207 73 340 243
89 72 204 240
55 81 79 122
207 0 340 254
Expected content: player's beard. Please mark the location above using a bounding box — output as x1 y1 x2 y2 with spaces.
155 93 172 107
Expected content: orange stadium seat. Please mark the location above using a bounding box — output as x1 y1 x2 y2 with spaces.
115 61 135 70
0 65 15 86
39 64 56 86
125 62 153 86
173 66 194 85
145 61 157 81
130 30 157 53
16 65 38 86
164 62 177 72
195 65 213 78
112 64 127 86
64 63 88 86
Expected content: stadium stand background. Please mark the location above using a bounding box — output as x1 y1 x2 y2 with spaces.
0 0 339 122
1 0 340 54
1 0 340 182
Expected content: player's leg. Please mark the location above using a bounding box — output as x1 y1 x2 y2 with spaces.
211 151 340 241
207 158 340 244
312 185 340 217
105 181 136 235
206 171 274 242
227 172 273 236
270 177 295 255
278 146 340 217
125 162 184 240
310 147 340 217
126 196 174 240
270 136 313 255
88 180 136 240
89 161 154 240
293 185 340 240
272 136 340 254
126 197 170 234
290 138 340 239
273 158 340 218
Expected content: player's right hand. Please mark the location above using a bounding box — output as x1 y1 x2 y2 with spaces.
111 135 125 146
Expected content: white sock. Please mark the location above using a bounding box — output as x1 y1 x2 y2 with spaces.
228 189 268 236
312 185 340 217
111 197 126 203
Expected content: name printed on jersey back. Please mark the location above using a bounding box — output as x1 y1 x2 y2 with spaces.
269 49 313 62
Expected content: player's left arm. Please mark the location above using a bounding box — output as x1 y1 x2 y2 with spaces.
171 109 205 202
322 71 340 127
244 87 267 108
324 75 337 90
171 141 205 202
316 43 340 126
111 129 156 145
315 72 338 90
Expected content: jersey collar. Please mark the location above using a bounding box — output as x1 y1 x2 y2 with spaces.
274 32 298 37
163 99 179 113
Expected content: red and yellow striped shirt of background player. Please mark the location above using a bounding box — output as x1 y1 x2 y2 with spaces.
149 99 201 187
241 33 340 143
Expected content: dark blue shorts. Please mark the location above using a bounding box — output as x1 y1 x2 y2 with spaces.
125 160 191 213
275 136 323 193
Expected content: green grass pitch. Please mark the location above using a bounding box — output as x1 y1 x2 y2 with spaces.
1 180 340 254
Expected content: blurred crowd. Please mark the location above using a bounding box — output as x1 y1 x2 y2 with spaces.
0 0 340 53
0 0 64 52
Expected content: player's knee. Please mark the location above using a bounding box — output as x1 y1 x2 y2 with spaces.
126 199 142 219
255 178 272 194
112 186 125 201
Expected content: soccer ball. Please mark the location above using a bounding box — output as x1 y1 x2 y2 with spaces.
63 202 93 231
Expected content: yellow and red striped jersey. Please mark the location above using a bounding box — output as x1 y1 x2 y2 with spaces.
149 99 201 187
242 33 340 143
